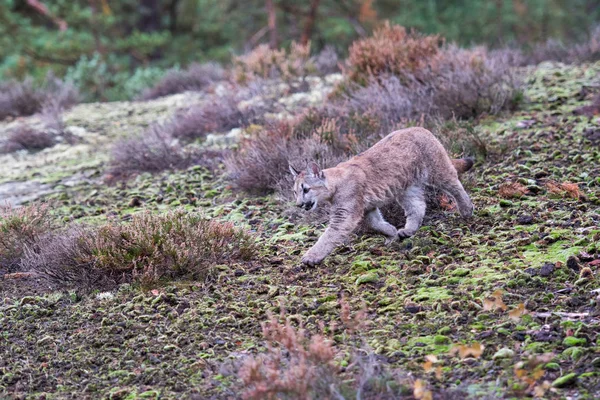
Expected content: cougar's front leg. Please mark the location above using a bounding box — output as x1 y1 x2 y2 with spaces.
302 205 362 266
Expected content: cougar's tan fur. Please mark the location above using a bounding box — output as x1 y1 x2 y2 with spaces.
290 127 474 266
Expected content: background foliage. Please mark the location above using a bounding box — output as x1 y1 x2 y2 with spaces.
1 0 599 101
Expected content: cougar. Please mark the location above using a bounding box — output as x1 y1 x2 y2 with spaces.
289 127 474 266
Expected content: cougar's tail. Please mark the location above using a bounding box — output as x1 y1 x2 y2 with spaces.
451 157 475 174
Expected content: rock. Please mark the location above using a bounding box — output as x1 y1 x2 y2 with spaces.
566 256 580 271
517 215 534 224
128 196 142 207
552 373 578 388
525 267 538 276
539 263 554 277
404 304 423 314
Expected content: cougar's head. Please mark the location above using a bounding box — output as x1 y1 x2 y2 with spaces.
289 162 329 211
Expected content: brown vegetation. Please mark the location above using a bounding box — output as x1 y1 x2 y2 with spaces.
348 22 442 80
22 210 257 288
499 182 530 199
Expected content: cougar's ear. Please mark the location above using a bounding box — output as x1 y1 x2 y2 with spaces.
289 163 300 177
307 162 323 179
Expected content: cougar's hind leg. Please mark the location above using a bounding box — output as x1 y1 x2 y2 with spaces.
442 180 473 218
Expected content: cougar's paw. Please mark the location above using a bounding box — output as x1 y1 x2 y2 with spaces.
384 235 398 246
301 252 325 266
397 229 415 240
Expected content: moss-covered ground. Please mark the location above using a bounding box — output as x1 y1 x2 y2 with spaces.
1 63 600 399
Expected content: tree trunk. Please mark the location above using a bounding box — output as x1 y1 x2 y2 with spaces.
168 0 180 33
138 0 162 59
139 0 162 33
265 0 278 49
300 0 321 45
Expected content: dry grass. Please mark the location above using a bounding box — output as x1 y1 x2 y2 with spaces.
139 62 225 100
545 181 583 200
499 182 530 199
0 203 54 273
25 210 257 288
225 117 372 195
107 86 265 181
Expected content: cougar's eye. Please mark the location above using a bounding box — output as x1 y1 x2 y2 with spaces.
303 187 310 194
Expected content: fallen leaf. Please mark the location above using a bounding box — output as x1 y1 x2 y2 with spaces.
483 289 507 311
509 303 526 320
450 342 485 359
499 182 529 199
413 379 433 400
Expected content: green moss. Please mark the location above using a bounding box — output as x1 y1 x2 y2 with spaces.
552 373 578 388
355 272 379 285
563 336 587 347
413 287 451 302
434 335 450 345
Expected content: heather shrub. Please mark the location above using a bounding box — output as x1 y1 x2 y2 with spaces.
107 123 194 181
0 74 79 121
238 313 341 400
170 91 264 142
519 26 600 65
341 47 520 122
236 301 454 400
225 116 376 194
347 22 442 81
26 211 257 288
139 62 225 100
1 125 55 153
107 86 264 180
234 42 315 83
0 203 54 273
312 46 340 75
20 225 102 287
